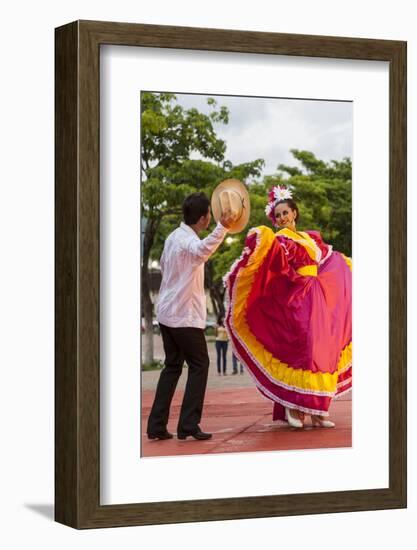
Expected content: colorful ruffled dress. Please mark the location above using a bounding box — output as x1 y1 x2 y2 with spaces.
224 226 352 421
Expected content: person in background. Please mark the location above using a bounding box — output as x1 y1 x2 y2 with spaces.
232 352 244 375
215 316 229 375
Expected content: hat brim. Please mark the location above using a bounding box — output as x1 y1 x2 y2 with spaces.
211 179 251 234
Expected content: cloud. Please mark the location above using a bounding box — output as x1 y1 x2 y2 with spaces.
171 92 352 177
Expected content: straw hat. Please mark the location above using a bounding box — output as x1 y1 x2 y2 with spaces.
211 179 250 234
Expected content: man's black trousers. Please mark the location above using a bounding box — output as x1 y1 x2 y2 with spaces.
147 324 210 435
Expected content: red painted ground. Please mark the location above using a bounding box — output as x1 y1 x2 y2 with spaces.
141 386 352 458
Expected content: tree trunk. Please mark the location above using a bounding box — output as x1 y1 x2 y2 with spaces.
141 216 160 365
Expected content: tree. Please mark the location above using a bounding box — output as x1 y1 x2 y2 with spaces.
276 149 352 255
141 93 229 364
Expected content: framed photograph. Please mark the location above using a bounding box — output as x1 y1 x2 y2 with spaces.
55 20 406 528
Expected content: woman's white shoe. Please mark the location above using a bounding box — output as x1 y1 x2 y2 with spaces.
285 407 303 428
311 415 335 428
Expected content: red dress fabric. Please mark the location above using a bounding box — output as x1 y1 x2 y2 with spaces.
224 226 352 421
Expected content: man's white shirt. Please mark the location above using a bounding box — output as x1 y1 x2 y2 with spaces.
156 222 228 329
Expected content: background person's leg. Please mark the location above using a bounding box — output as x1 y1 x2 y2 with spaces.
232 353 238 374
222 342 228 374
215 340 222 374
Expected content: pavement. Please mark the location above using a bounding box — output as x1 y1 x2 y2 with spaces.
141 334 352 458
141 334 254 391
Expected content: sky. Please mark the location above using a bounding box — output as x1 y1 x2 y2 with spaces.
171 92 353 180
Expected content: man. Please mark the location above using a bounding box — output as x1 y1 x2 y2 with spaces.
147 192 235 441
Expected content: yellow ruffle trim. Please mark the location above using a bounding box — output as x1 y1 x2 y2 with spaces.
277 228 322 262
231 226 351 394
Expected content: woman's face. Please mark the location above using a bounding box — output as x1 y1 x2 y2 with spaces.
274 202 297 229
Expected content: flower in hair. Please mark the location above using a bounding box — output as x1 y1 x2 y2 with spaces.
273 185 293 202
265 202 274 216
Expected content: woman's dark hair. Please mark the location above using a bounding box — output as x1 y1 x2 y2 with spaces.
182 192 210 225
276 199 300 224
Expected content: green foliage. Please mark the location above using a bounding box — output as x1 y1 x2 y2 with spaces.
276 149 352 256
141 92 227 175
142 359 165 371
141 92 233 239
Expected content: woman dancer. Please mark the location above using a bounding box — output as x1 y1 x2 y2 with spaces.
224 186 352 428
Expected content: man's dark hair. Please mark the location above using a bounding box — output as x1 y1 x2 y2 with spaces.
182 192 210 225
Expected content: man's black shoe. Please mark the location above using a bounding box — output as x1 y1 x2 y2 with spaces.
177 430 212 441
147 431 174 440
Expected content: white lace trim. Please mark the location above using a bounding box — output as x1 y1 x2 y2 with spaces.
338 361 352 375
337 376 352 389
259 383 330 417
231 343 330 417
319 245 333 266
334 385 352 400
222 246 252 288
279 229 322 263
